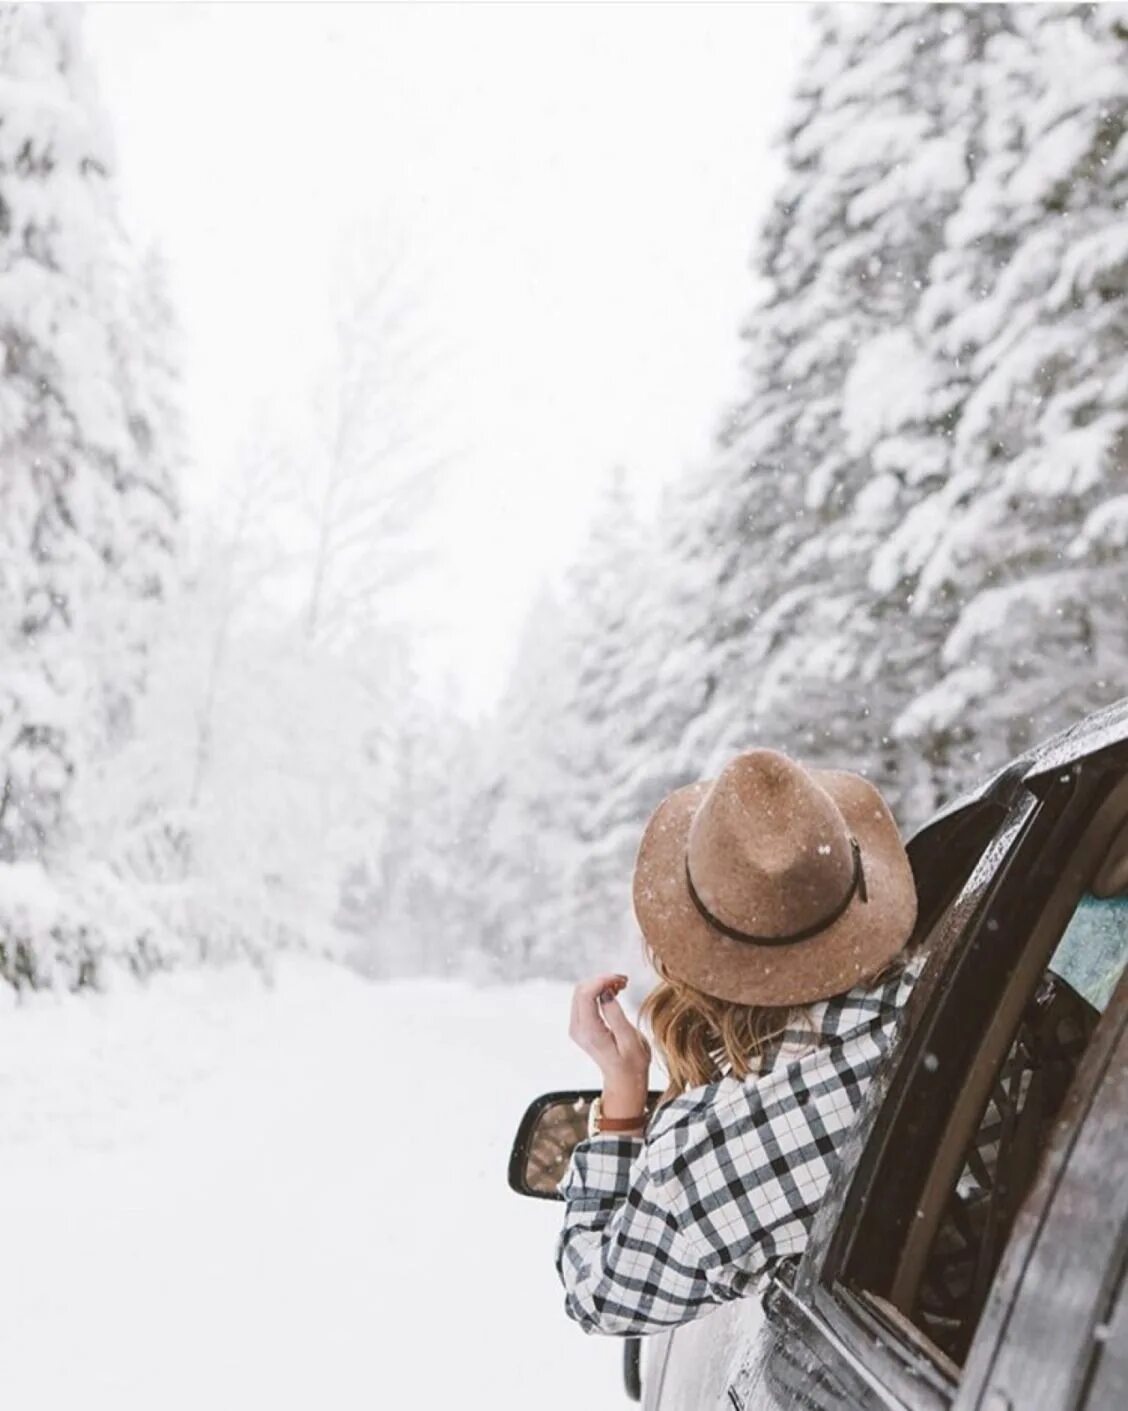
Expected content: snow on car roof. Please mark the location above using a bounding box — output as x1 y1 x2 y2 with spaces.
1024 695 1128 784
910 696 1128 842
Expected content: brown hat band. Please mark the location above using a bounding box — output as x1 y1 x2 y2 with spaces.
684 837 869 948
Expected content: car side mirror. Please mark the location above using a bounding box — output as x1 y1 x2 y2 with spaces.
507 1090 601 1200
507 1090 662 1199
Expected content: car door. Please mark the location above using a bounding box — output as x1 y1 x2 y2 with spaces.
720 738 1128 1411
955 962 1128 1411
639 1295 761 1411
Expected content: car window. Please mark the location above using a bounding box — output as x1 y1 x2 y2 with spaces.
911 951 1101 1363
910 871 1128 1364
1048 893 1128 1013
834 772 1128 1384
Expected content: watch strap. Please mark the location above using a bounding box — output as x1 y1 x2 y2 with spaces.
589 1095 648 1135
598 1112 648 1131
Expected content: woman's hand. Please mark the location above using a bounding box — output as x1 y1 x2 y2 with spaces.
569 973 651 1119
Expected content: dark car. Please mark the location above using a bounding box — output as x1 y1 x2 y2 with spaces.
509 699 1128 1410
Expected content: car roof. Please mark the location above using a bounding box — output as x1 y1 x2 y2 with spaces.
1022 694 1128 784
910 696 1128 845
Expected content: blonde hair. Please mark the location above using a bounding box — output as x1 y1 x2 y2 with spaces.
639 948 812 1104
639 945 906 1106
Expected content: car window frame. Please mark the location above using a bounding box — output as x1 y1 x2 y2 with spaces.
742 790 1045 1411
953 966 1128 1411
806 796 1041 1410
879 767 1128 1315
787 749 1128 1406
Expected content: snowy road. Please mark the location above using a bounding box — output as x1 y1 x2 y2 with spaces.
0 962 627 1410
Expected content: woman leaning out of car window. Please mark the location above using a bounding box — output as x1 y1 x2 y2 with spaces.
555 748 922 1337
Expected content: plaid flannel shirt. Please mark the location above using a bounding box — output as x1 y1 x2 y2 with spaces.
555 958 922 1337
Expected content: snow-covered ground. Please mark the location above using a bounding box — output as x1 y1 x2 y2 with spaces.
0 961 628 1410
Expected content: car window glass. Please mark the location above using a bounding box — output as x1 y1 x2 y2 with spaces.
1048 893 1128 1013
908 862 1127 1364
904 838 1128 1364
839 784 1128 1380
911 963 1098 1363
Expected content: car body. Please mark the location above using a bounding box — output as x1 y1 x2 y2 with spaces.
509 698 1128 1410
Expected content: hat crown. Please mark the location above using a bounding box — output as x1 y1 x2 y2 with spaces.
685 750 856 941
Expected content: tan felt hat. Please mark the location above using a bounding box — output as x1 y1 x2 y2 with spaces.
632 749 918 1007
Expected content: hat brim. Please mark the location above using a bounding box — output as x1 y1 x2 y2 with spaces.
632 769 918 1006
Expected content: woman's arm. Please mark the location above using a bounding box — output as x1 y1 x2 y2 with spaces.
556 976 757 1336
554 1127 756 1336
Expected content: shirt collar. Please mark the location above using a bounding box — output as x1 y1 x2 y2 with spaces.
754 958 915 1076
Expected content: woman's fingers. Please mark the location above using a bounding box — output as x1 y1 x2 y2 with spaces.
569 974 631 1060
570 974 625 1030
598 993 636 1044
600 995 651 1074
580 972 628 1003
568 971 650 1083
569 975 621 1051
597 975 628 1004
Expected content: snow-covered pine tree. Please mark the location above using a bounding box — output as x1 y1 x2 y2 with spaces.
474 584 579 979
871 3 1128 813
616 7 951 808
0 6 179 865
644 432 796 781
659 3 1128 826
547 469 678 975
710 4 992 810
342 687 486 980
73 246 184 858
728 1 1014 818
465 467 721 982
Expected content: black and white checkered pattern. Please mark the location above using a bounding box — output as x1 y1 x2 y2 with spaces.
555 960 921 1337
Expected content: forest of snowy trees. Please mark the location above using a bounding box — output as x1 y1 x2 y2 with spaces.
2 4 1127 993
0 7 422 988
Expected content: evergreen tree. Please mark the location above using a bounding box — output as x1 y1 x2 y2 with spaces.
872 3 1128 812
463 469 709 981
659 3 1128 826
476 585 579 978
552 469 689 974
343 688 486 980
710 4 995 808
0 6 179 863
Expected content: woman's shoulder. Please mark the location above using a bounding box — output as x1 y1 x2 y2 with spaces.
645 1082 721 1145
813 948 926 1035
641 1075 740 1172
641 951 926 1184
642 1068 778 1185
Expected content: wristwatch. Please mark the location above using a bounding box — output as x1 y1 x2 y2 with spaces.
588 1095 648 1138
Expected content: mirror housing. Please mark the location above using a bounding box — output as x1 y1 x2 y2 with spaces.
508 1089 662 1200
508 1090 600 1200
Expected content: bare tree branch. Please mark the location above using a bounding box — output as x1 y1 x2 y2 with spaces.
294 238 457 646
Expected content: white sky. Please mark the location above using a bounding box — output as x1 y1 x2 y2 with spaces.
85 1 812 711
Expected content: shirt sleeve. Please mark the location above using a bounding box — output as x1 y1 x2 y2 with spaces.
553 1130 756 1337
